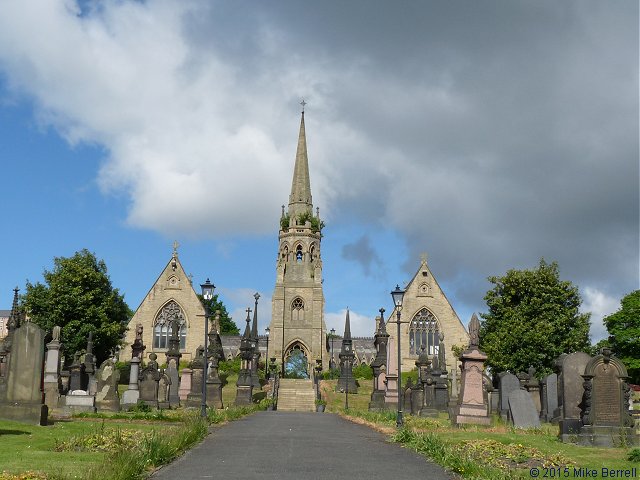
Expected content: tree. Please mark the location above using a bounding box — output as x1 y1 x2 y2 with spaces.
479 259 590 377
197 294 238 335
22 249 131 365
603 290 640 384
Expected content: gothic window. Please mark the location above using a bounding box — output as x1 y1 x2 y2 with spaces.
309 243 316 261
282 245 289 261
153 301 187 350
291 297 305 322
409 308 439 356
296 244 303 262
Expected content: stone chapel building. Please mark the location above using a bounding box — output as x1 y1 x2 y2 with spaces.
122 246 206 362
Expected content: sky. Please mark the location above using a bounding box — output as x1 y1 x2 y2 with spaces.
0 1 637 342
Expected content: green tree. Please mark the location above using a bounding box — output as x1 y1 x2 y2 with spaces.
480 259 590 377
197 294 238 335
22 249 131 365
603 290 640 383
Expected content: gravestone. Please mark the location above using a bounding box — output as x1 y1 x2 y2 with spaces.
499 373 520 419
558 352 591 440
157 371 170 409
166 359 180 408
524 366 541 415
67 352 85 393
508 389 540 428
178 368 192 402
95 358 120 412
403 378 413 413
551 353 567 423
139 353 161 408
0 322 48 425
577 350 639 447
369 310 389 412
541 373 558 422
452 314 490 425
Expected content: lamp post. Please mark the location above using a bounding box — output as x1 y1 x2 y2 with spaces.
391 284 406 428
200 278 215 418
264 327 270 377
330 328 336 370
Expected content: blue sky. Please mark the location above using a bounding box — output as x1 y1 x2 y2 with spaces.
0 1 637 341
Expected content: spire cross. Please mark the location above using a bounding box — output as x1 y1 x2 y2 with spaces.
246 308 252 317
300 99 306 112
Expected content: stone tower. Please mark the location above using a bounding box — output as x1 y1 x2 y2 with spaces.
269 110 327 376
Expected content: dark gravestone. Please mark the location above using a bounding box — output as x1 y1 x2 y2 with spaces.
139 353 160 408
157 371 170 409
558 352 591 440
508 389 540 429
1 322 48 425
499 373 520 417
542 373 558 422
577 351 639 447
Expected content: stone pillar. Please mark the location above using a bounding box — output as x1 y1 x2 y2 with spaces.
186 347 205 407
384 334 399 407
452 314 490 426
122 355 141 407
206 324 224 409
235 313 254 406
44 326 63 410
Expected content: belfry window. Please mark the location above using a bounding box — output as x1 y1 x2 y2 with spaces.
153 301 187 349
296 245 303 262
291 297 305 322
409 308 439 355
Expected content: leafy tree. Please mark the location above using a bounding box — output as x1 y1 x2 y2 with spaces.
603 290 640 383
480 259 590 377
22 249 131 365
197 294 238 335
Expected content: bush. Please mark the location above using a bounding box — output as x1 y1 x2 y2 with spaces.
322 368 340 380
219 357 241 375
115 361 131 385
629 448 640 462
352 364 373 380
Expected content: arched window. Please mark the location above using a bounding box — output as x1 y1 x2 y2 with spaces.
296 244 303 262
153 301 187 350
309 243 316 261
409 308 439 355
291 297 305 322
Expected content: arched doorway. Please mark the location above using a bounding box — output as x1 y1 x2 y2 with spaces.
284 342 309 378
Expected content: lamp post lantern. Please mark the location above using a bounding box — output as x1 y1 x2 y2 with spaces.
330 328 336 369
200 278 215 418
391 284 405 428
264 327 270 377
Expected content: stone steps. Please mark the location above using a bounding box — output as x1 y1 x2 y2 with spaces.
277 379 316 412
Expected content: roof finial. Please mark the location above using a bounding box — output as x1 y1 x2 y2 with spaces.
300 98 306 113
173 240 180 257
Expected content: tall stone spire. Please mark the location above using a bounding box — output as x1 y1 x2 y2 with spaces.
288 111 313 218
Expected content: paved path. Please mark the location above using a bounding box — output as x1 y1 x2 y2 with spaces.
152 411 452 480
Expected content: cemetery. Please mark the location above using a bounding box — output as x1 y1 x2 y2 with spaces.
0 112 638 479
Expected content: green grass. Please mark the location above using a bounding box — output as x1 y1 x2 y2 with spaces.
0 402 265 480
320 379 639 479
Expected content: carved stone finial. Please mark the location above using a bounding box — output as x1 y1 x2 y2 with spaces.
468 313 480 349
53 326 61 341
300 98 306 113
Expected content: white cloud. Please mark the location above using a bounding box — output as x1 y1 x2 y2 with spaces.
325 308 375 338
221 287 271 332
581 287 620 343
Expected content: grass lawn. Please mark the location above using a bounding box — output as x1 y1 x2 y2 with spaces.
320 379 640 479
0 418 168 478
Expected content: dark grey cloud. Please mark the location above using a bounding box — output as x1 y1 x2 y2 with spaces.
342 235 383 276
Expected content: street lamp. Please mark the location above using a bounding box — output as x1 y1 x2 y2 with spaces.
391 284 405 428
264 326 270 377
330 328 336 370
200 278 215 418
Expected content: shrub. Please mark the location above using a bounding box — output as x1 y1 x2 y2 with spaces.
352 364 373 380
629 448 640 462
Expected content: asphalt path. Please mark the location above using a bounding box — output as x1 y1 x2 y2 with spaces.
151 411 453 480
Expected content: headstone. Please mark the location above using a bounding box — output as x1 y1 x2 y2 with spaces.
577 349 639 447
0 322 49 425
235 313 254 406
336 310 358 393
499 373 520 418
157 371 170 409
186 347 205 407
541 373 558 422
524 366 541 415
65 389 96 413
166 359 180 408
403 378 413 413
95 358 120 412
551 353 567 423
178 368 192 402
558 352 591 440
67 352 85 393
369 310 389 412
508 389 541 428
452 314 490 425
139 353 160 408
